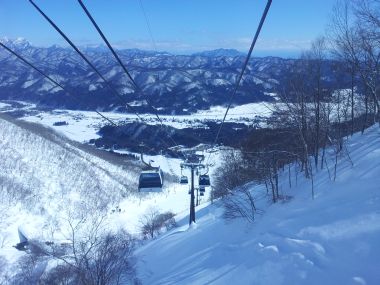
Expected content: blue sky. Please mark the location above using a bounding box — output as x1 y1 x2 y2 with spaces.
0 0 337 57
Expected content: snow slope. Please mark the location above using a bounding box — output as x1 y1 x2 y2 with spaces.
0 114 220 281
135 125 380 285
0 115 141 253
0 114 216 255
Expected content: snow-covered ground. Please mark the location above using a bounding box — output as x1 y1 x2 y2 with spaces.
0 102 11 109
0 98 376 283
0 114 220 258
0 115 139 250
0 100 228 239
0 100 273 143
0 97 366 146
110 147 224 233
135 124 380 285
0 114 226 285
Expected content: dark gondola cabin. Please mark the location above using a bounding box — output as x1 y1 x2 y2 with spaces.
199 175 210 187
138 169 163 192
180 175 189 184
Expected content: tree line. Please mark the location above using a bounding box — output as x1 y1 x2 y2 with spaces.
212 0 380 221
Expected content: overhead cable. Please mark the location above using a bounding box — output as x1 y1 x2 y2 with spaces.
207 0 272 165
0 41 118 126
29 0 143 120
77 0 185 156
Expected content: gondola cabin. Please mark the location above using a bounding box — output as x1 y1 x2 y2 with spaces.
180 175 189 184
199 175 211 187
138 169 163 193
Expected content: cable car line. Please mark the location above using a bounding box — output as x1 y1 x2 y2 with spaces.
77 0 162 120
206 0 272 166
78 0 234 164
136 0 164 112
76 0 159 121
29 0 186 192
30 0 188 175
0 41 177 165
138 0 162 85
76 0 185 157
77 0 138 90
28 0 144 121
0 41 118 127
25 0 272 195
138 0 158 53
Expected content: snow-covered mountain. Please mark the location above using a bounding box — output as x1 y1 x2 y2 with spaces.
0 112 216 282
0 38 299 113
0 113 140 210
193 48 245 57
135 125 380 284
0 96 379 284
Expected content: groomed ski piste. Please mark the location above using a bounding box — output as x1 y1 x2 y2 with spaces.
135 124 380 285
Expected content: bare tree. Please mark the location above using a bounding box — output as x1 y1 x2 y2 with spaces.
139 208 176 239
139 207 161 239
211 150 249 200
42 212 137 285
329 0 380 124
223 184 264 223
9 243 48 285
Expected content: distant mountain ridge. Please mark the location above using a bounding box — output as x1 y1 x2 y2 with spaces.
192 48 245 57
0 38 337 113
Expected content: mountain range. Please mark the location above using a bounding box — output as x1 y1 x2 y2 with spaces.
0 38 339 114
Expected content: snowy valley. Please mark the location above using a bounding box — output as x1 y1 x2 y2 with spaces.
1 0 380 283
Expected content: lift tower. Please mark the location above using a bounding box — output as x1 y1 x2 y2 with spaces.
180 162 205 225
